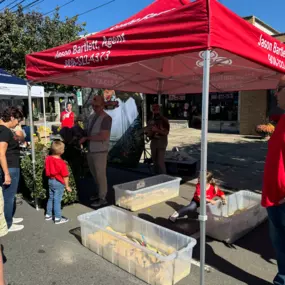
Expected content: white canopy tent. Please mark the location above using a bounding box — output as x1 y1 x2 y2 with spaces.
0 69 46 203
0 69 46 125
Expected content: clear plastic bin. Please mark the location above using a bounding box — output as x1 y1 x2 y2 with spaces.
78 206 196 285
114 175 182 211
204 190 267 243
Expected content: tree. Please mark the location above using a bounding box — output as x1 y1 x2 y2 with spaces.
0 6 86 91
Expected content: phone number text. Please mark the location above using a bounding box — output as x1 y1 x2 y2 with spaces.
268 54 285 70
64 51 111 68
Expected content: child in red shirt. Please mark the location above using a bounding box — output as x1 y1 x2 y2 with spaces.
170 172 226 222
45 141 72 224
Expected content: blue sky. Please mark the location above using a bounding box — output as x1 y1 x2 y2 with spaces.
1 0 284 34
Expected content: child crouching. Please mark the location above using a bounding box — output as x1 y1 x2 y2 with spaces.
45 141 72 224
170 171 226 222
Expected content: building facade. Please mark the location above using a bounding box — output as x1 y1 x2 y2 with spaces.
146 16 283 135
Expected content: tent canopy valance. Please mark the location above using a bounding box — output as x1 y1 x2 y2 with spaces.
26 0 284 94
0 68 44 98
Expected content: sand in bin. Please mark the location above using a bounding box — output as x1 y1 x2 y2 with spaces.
117 188 177 211
87 228 190 285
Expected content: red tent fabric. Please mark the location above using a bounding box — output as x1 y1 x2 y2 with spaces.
26 0 285 93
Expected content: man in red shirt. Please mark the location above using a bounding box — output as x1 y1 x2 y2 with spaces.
60 103 75 128
262 75 285 285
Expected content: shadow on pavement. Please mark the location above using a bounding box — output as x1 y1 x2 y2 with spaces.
76 166 151 207
234 221 276 265
180 139 267 191
69 227 82 244
138 213 199 237
193 241 272 285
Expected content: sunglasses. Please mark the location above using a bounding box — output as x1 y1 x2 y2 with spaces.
276 86 285 93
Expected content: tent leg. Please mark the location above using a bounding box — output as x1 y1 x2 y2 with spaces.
199 50 211 285
42 96 47 145
142 94 147 127
27 84 38 210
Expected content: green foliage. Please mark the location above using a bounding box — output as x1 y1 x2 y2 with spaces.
0 6 86 92
20 143 78 205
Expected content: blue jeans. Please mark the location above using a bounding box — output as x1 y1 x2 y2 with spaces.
177 199 199 217
46 179 64 220
267 203 285 285
2 168 20 228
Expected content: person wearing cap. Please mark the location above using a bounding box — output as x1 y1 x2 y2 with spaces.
262 75 285 285
145 104 169 174
79 96 112 207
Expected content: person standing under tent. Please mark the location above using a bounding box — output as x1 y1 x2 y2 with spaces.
0 107 24 232
262 75 285 285
0 184 7 285
145 104 169 174
60 103 75 128
79 96 112 207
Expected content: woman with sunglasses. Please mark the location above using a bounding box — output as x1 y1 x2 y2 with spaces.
0 107 24 232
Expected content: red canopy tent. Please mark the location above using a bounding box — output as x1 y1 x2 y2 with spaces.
26 0 285 284
26 0 284 92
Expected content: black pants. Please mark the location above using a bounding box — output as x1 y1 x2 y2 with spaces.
177 199 199 217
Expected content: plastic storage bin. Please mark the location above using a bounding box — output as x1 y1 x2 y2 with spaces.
78 206 196 285
205 190 267 243
114 175 182 211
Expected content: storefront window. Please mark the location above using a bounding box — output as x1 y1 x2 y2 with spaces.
209 92 238 121
164 95 190 119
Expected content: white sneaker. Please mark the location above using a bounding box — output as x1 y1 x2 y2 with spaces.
13 217 24 224
8 224 24 232
169 211 179 223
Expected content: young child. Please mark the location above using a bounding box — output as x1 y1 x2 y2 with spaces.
169 171 226 222
45 141 72 224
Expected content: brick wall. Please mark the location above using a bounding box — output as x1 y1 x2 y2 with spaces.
239 90 268 135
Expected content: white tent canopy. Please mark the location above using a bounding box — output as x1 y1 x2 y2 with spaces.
0 68 44 98
0 68 46 145
0 84 44 99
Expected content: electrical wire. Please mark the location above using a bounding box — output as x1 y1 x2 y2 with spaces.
3 0 18 9
1 0 19 11
21 0 42 11
0 0 6 4
10 0 43 12
22 0 44 10
73 0 115 18
43 0 74 16
10 0 27 10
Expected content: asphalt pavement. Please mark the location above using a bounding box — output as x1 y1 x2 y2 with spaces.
2 173 277 285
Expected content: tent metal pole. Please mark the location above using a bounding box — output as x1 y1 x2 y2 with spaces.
27 83 38 210
157 78 163 106
199 50 211 285
42 95 47 145
142 93 147 127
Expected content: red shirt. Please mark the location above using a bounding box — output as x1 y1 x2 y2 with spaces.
193 183 224 202
45 156 69 185
60 111 74 128
262 115 285 207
